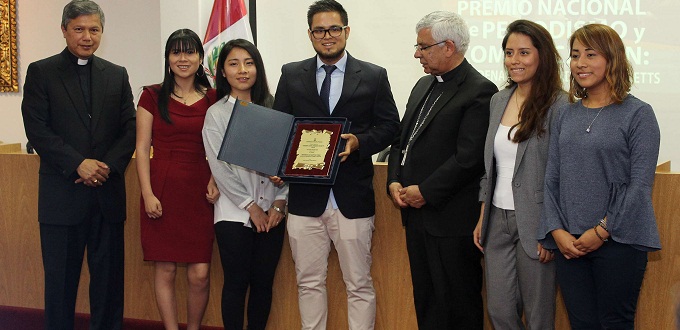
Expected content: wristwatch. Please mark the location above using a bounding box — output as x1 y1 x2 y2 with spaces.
272 205 285 215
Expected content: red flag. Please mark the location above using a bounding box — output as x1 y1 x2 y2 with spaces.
203 0 253 86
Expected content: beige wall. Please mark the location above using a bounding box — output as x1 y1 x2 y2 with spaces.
2 0 678 167
1 0 161 148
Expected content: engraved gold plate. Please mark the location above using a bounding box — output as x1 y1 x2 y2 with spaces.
292 129 333 170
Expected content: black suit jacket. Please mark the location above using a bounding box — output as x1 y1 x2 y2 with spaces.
273 54 399 219
387 59 497 236
22 48 136 225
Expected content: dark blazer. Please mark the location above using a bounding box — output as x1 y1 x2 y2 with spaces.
273 54 399 219
478 87 567 257
387 59 497 236
22 48 136 225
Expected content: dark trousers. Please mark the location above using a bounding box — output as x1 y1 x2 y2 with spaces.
405 214 484 330
40 204 124 330
215 219 285 330
556 240 647 330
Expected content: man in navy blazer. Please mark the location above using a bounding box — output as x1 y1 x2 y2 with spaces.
387 11 497 330
21 1 136 329
273 1 399 328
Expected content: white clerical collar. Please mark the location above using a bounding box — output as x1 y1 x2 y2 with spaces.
77 58 89 66
435 75 444 82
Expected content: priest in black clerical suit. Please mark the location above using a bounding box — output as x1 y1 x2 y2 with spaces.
387 11 497 330
21 1 135 329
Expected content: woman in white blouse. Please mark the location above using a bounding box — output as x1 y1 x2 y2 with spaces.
202 39 287 330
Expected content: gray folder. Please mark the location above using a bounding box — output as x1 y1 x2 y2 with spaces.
217 100 349 184
217 100 294 176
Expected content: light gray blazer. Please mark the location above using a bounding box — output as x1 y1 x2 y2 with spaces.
478 86 567 258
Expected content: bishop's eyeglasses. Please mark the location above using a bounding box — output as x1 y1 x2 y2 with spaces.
414 40 447 52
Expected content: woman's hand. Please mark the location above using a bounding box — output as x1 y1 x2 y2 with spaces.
143 194 163 219
551 229 586 259
206 176 220 204
266 200 287 232
269 176 285 187
573 227 606 254
537 243 555 263
472 208 484 252
248 204 269 233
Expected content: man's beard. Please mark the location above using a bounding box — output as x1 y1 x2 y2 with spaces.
317 46 345 62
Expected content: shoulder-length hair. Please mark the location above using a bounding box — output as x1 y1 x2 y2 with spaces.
215 39 273 108
568 23 632 103
502 19 563 142
152 28 211 124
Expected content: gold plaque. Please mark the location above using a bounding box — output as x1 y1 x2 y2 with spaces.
292 129 333 170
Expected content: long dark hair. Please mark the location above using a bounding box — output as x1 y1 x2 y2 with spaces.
502 20 563 142
152 29 211 124
215 39 273 107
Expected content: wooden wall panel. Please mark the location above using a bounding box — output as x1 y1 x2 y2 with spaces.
642 172 680 329
0 154 43 310
0 154 677 329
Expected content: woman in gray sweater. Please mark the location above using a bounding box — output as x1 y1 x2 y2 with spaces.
538 24 660 329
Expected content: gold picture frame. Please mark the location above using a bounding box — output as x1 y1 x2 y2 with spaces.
1 0 18 92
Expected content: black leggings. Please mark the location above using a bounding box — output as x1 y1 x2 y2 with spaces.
214 219 285 330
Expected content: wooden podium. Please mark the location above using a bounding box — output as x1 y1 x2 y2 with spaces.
0 153 678 329
0 142 21 153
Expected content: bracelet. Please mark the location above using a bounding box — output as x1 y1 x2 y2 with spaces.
244 200 255 211
271 205 285 215
599 217 608 231
593 225 608 242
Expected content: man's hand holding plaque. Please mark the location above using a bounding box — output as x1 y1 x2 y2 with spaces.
338 133 359 162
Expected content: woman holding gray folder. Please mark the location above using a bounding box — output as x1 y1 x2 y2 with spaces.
202 38 287 330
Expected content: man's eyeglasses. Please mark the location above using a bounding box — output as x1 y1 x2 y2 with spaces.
310 26 347 40
414 40 447 52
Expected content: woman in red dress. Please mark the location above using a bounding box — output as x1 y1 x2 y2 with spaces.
136 29 219 330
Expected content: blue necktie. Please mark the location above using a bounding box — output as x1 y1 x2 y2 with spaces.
320 65 337 112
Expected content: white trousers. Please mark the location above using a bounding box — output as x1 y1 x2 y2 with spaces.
287 209 376 330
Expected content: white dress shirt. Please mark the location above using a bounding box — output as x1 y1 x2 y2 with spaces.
315 52 348 210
